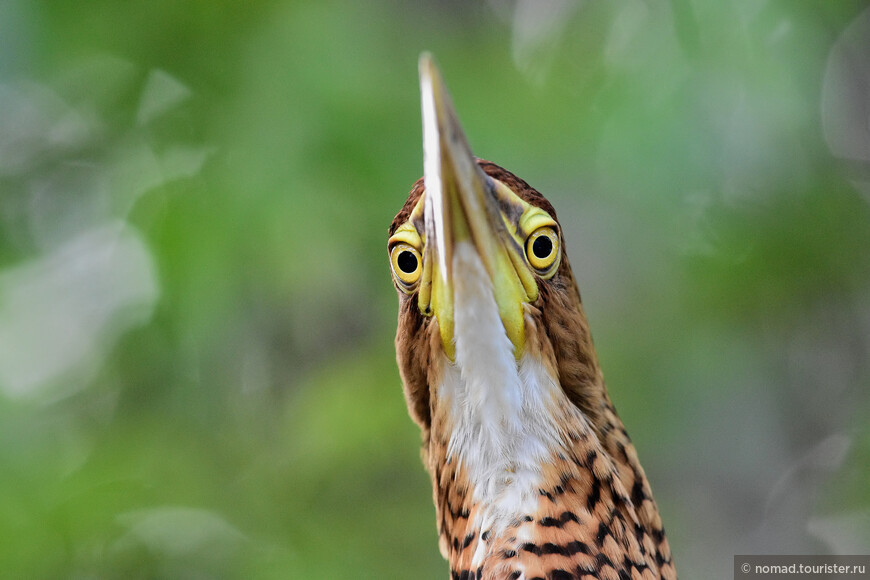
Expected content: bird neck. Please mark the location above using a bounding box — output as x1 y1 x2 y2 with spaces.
424 349 675 579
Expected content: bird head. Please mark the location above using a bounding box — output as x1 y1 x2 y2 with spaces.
388 55 584 371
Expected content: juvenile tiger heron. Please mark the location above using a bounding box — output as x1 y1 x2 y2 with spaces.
388 55 676 580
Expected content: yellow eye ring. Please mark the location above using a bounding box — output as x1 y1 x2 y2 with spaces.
390 243 423 287
525 226 560 274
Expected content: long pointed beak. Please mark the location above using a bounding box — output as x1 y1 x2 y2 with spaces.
419 53 500 282
418 54 534 359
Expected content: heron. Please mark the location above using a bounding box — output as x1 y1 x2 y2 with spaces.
387 54 676 580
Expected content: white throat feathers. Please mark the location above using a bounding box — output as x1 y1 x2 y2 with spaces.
437 242 566 538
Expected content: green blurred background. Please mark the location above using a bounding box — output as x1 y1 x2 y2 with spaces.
1 1 869 578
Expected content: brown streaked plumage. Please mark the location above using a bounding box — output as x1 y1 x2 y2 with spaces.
388 55 676 580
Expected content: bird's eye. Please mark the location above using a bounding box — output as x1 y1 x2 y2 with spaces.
525 226 560 274
390 243 423 287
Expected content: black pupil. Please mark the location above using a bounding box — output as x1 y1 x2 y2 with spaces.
397 250 418 274
532 235 553 259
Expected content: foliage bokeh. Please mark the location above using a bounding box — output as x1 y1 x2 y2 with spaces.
1 1 869 578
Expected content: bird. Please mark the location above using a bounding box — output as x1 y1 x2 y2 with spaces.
388 54 677 580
